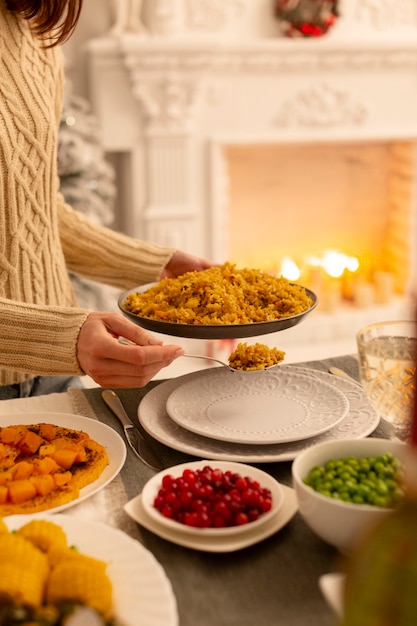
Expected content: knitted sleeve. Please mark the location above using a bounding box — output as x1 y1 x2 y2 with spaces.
0 297 89 378
58 194 176 290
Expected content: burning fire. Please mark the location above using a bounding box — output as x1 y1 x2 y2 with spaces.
280 251 359 281
277 250 393 311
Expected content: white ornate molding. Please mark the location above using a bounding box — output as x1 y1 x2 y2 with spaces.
119 40 417 75
353 0 417 31
274 83 369 128
109 0 147 36
109 0 417 39
184 0 249 32
129 76 204 133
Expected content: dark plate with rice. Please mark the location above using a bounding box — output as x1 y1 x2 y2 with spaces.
118 264 318 339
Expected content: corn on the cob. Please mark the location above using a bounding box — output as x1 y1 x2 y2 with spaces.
48 544 107 571
17 518 67 552
0 534 48 608
0 520 115 620
0 533 48 577
0 564 46 608
46 560 113 618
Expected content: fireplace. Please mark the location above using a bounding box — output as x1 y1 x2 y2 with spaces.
86 0 417 358
221 139 415 302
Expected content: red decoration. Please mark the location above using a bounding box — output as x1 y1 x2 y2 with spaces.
275 0 339 38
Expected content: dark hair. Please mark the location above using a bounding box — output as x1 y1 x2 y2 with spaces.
6 0 84 46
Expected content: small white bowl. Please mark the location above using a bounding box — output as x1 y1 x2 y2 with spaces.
141 460 284 537
292 438 408 553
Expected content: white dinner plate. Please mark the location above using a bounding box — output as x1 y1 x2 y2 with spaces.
0 412 126 514
125 484 298 552
138 366 380 462
5 513 178 626
165 368 349 444
141 460 284 537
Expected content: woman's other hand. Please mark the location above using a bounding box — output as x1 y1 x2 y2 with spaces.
161 251 212 279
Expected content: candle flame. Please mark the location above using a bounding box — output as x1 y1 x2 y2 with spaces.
306 251 359 278
281 257 301 280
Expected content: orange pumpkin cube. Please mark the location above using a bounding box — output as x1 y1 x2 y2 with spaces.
0 471 12 486
38 423 58 441
73 445 88 464
0 485 8 504
30 474 55 497
18 429 44 455
0 425 26 446
8 479 37 504
53 471 72 487
38 443 57 458
53 449 78 470
32 456 60 475
0 443 14 461
12 461 34 481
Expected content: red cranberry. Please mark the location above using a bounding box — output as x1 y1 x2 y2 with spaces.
152 465 273 529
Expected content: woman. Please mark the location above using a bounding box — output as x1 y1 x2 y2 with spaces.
0 0 211 397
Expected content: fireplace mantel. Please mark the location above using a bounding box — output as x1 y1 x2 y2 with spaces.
88 32 417 263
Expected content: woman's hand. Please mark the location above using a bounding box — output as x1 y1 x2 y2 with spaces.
161 251 212 279
76 311 185 388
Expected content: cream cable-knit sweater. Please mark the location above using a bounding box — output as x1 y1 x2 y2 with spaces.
0 4 175 386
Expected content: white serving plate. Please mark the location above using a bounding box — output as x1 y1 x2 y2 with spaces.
138 367 380 462
165 368 349 444
141 460 284 536
0 412 126 514
125 484 298 553
5 514 178 626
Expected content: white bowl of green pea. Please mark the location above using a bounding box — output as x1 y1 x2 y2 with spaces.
292 438 408 554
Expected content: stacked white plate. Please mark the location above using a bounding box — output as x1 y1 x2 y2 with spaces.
138 365 380 463
124 460 298 552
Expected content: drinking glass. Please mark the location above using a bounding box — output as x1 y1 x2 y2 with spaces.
356 321 417 442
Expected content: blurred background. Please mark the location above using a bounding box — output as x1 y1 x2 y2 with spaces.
59 0 417 369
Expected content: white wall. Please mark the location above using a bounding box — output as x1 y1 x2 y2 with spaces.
63 0 113 97
64 0 283 99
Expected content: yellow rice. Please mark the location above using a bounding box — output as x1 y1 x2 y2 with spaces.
228 342 286 371
124 262 313 325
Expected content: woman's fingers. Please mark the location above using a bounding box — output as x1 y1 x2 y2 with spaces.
77 311 184 387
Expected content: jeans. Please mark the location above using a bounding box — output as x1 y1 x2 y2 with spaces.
0 375 85 400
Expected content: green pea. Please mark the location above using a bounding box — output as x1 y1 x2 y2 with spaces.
318 489 332 498
303 452 405 508
332 478 344 490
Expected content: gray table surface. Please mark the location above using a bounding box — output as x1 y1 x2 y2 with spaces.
71 354 387 626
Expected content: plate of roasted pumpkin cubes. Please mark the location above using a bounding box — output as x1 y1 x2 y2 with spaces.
0 413 126 516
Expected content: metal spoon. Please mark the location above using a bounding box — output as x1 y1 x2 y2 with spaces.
120 336 282 372
182 353 281 373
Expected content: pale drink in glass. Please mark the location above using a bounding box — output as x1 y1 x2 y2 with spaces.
357 321 416 441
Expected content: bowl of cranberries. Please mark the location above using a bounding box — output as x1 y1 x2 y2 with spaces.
141 460 284 536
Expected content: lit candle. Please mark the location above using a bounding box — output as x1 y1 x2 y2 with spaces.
374 271 394 304
321 277 342 312
353 282 375 308
322 288 342 312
